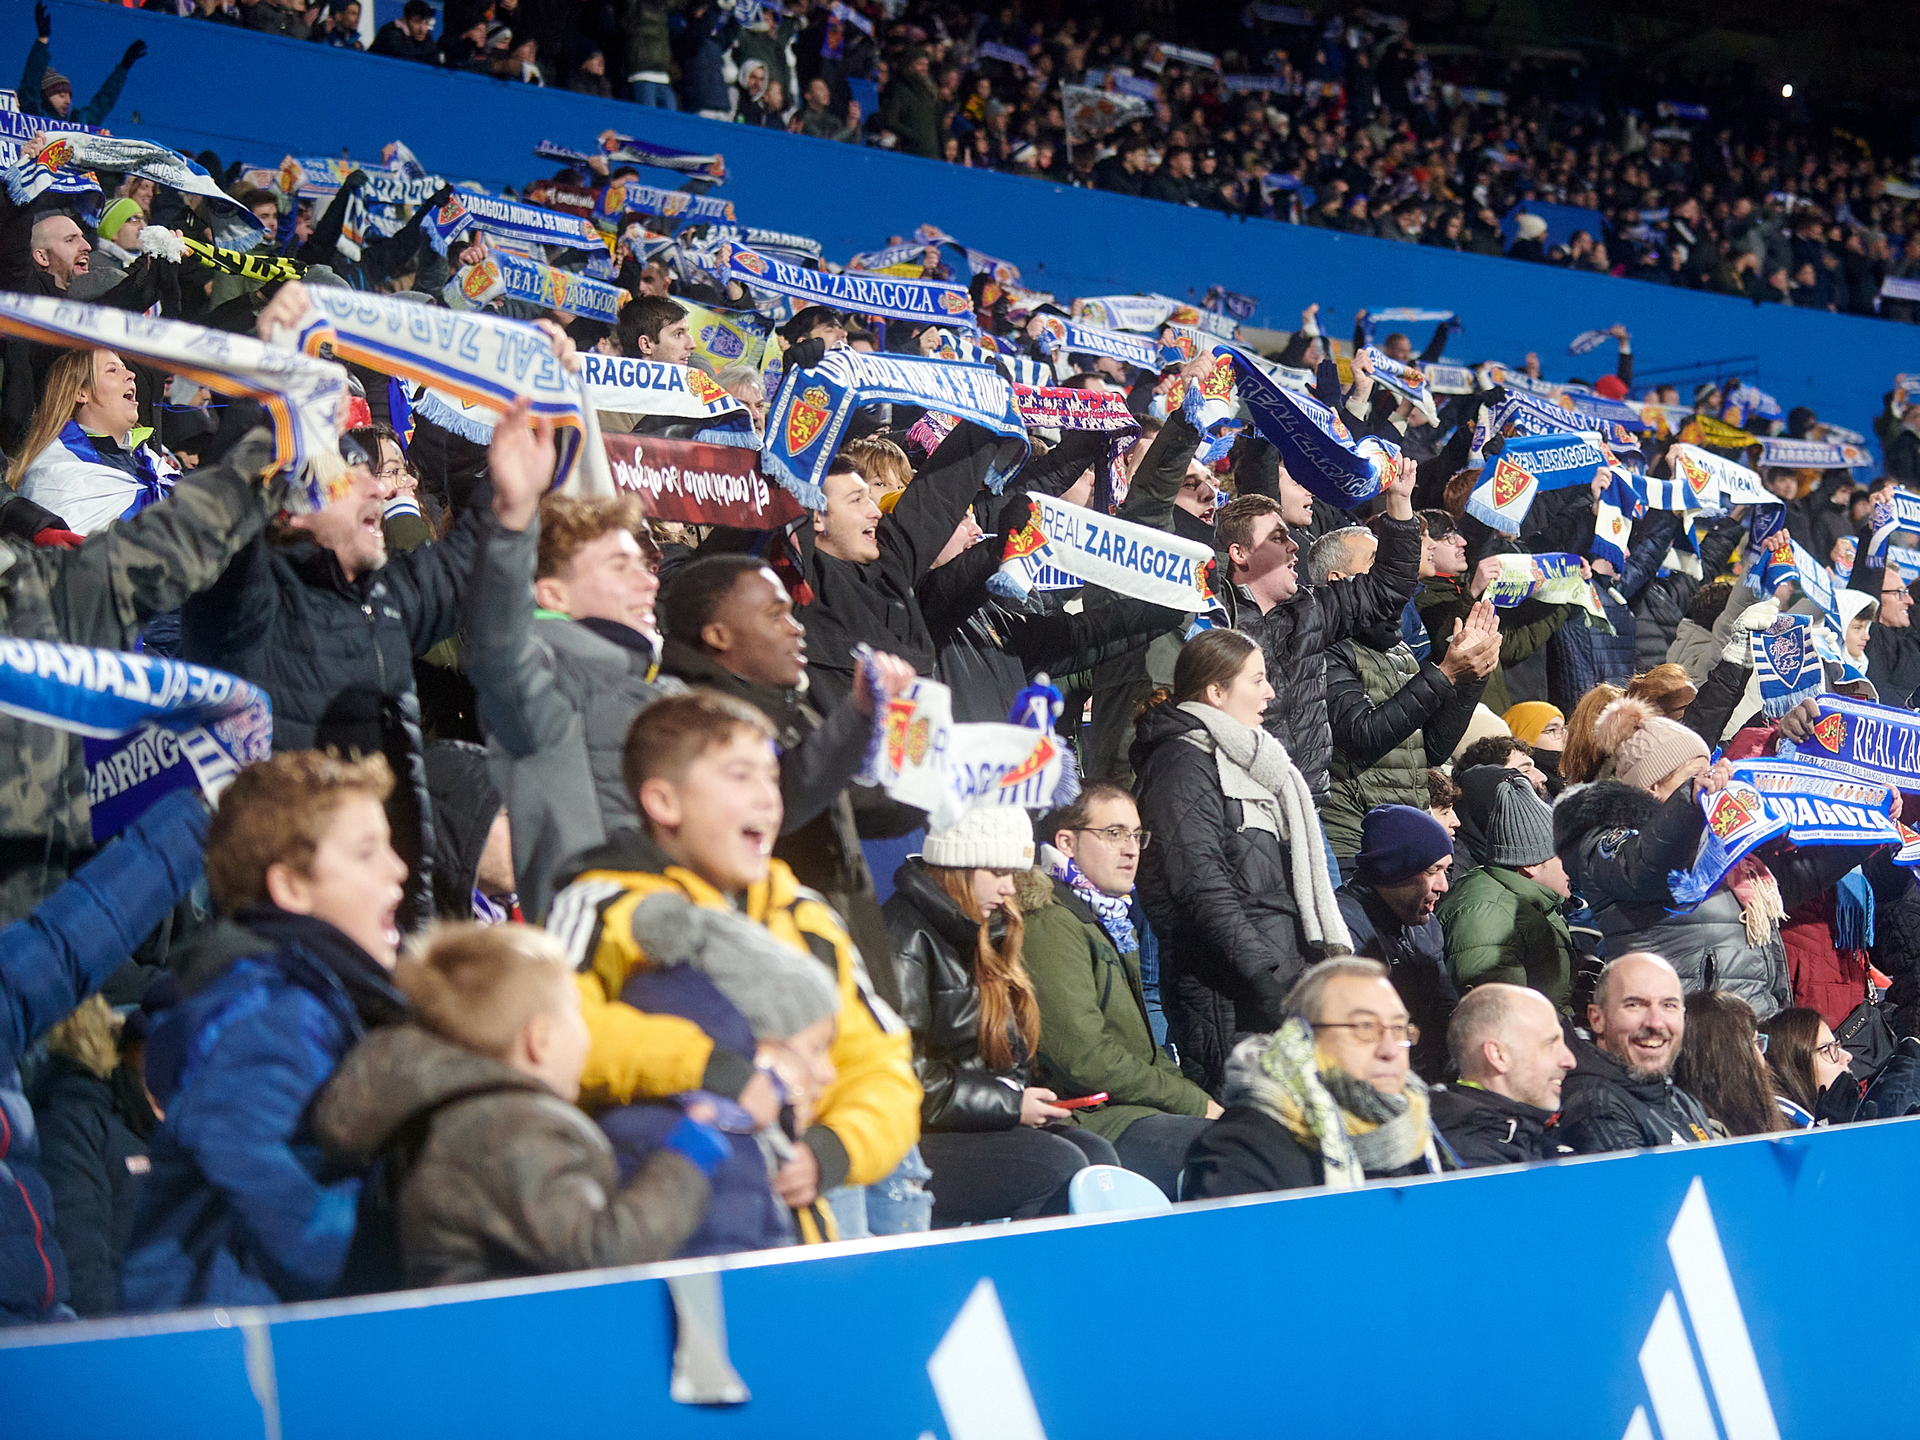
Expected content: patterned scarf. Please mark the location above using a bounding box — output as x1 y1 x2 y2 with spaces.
1223 1020 1438 1189
1040 843 1136 954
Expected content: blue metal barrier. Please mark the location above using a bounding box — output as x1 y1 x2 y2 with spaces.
15 1 1916 449
4 1115 1914 1439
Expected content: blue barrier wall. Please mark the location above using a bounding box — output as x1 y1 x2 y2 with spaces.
4 1115 1915 1439
20 2 1915 447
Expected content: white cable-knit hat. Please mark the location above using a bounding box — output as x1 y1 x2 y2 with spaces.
922 806 1036 870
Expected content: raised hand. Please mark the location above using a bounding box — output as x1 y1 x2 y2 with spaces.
35 2 50 41
122 39 149 68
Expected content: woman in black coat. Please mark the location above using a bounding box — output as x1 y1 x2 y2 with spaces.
1133 629 1352 1096
884 809 1117 1225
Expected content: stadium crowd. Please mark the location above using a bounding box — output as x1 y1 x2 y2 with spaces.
77 0 1920 323
4 0 1920 1330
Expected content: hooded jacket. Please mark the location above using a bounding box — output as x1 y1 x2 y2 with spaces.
0 790 206 1326
1557 1035 1713 1155
548 829 919 1193
312 1025 711 1288
124 909 408 1311
1554 779 1864 1022
1428 1083 1563 1168
1226 513 1423 802
883 859 1031 1133
1132 700 1314 1095
1018 870 1213 1143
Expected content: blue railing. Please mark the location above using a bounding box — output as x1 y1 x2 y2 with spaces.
18 1 1910 453
5 1114 1915 1438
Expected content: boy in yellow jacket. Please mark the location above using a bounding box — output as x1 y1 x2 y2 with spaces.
547 689 920 1241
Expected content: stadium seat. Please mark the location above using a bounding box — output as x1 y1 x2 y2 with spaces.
1067 1166 1172 1216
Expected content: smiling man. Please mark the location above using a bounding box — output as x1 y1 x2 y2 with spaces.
1558 952 1713 1154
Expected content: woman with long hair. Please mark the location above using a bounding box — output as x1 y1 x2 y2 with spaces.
1672 990 1789 1136
884 807 1119 1225
10 347 172 535
1133 628 1351 1095
1556 681 1621 787
1760 1007 1861 1125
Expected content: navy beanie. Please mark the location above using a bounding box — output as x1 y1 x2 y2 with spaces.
1354 804 1454 886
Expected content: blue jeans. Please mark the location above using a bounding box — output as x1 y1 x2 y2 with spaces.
628 80 678 109
1132 900 1168 1050
825 1145 933 1238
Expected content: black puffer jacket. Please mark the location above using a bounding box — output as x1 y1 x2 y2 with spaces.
1227 513 1423 801
883 860 1028 1133
1557 1036 1714 1154
182 495 493 929
1429 1083 1561 1168
1132 701 1313 1095
28 1055 157 1318
1554 779 1866 1021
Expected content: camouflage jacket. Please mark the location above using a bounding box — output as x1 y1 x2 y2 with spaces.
0 431 281 921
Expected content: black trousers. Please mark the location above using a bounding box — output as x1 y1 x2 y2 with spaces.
1112 1113 1212 1200
919 1124 1119 1227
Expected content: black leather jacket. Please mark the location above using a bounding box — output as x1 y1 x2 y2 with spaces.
883 860 1028 1133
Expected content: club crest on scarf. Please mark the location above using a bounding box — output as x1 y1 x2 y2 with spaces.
1707 787 1758 841
1752 614 1821 718
1811 713 1847 753
1490 455 1533 508
786 384 830 453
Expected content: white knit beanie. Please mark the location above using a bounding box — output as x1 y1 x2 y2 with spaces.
922 806 1036 870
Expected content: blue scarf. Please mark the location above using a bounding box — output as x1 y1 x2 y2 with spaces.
1464 431 1610 535
1590 468 1646 570
1568 329 1610 355
0 639 272 842
1751 614 1823 718
1029 315 1162 370
1788 695 1920 794
1669 777 1789 907
535 136 728 184
1219 342 1394 510
422 189 607 255
1736 759 1901 848
597 178 736 230
449 251 627 325
722 243 975 327
1042 845 1137 954
763 347 1026 507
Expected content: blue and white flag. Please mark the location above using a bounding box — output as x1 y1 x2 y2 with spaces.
0 639 272 841
1670 778 1790 907
1220 343 1395 511
422 189 606 256
1752 614 1823 718
723 243 975 327
764 348 1025 507
1790 694 1920 794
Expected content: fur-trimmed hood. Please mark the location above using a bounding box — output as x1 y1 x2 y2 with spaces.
1553 778 1659 852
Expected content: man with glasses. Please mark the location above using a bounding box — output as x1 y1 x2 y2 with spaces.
1183 956 1451 1198
1024 783 1221 1200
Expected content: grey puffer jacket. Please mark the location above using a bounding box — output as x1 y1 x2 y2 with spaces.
1553 779 1867 1022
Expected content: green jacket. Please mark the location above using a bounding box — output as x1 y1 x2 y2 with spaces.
879 72 942 159
0 432 283 923
1416 574 1572 714
1019 872 1211 1142
1436 864 1576 1017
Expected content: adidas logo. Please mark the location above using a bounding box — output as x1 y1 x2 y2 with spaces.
921 1279 1048 1440
1621 1178 1778 1440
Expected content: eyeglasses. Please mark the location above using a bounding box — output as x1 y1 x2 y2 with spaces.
1815 1039 1850 1063
1314 1019 1420 1048
1073 826 1150 847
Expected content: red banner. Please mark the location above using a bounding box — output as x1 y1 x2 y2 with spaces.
602 432 804 529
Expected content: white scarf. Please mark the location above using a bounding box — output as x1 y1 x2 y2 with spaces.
1176 701 1352 955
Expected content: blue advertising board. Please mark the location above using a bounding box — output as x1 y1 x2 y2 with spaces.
5 1116 1915 1439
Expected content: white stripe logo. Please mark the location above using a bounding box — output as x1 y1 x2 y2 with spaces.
1623 1178 1780 1440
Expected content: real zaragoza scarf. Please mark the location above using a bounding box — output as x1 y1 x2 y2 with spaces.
723 244 975 327
14 136 267 250
1788 694 1920 795
1217 342 1395 510
1462 431 1608 534
446 252 628 325
579 353 748 421
422 188 607 255
0 291 348 510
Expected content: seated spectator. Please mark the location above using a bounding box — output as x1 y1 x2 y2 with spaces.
1135 628 1350 1095
12 348 172 536
885 807 1120 1225
1760 1007 1861 1126
1438 771 1576 1017
1671 990 1790 1137
1334 805 1459 1082
1558 953 1713 1154
1556 681 1623 786
547 688 919 1232
1431 984 1575 1168
125 754 411 1309
1023 785 1220 1201
1182 957 1449 1199
1501 702 1566 795
314 924 724 1285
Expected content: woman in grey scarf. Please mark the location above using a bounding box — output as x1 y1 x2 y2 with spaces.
1133 628 1353 1096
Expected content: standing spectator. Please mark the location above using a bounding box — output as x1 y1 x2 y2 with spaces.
1134 629 1351 1095
369 0 440 64
1023 785 1220 1200
1182 958 1449 1198
879 48 941 158
12 349 172 537
1558 953 1714 1154
1335 805 1460 1083
18 5 146 126
672 0 738 119
1431 984 1575 1167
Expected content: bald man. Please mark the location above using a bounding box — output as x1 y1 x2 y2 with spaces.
1430 984 1574 1167
1558 953 1713 1154
29 214 90 290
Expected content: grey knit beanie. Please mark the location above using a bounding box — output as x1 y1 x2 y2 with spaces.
1486 774 1556 868
630 892 840 1039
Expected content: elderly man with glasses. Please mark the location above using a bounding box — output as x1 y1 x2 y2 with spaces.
1182 956 1454 1199
1021 782 1221 1200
